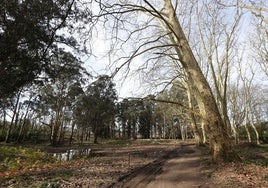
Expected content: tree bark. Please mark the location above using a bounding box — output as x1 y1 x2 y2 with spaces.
186 83 202 145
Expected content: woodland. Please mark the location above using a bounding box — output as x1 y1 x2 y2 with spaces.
0 0 268 187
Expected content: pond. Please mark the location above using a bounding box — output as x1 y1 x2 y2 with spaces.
49 148 92 161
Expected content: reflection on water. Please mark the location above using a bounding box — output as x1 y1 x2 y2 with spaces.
50 148 91 161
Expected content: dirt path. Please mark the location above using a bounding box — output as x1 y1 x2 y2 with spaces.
3 141 268 187
110 143 210 188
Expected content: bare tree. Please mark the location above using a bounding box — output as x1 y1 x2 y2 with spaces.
87 0 239 161
195 1 242 136
228 82 245 144
237 59 260 144
251 22 268 77
236 0 268 77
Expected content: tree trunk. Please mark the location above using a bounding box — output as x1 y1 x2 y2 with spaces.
251 122 260 145
181 124 186 141
245 124 251 142
190 120 201 144
186 84 202 145
161 0 238 162
118 123 121 138
58 112 65 144
231 122 239 144
122 121 126 139
94 130 99 144
93 119 100 144
201 120 207 144
5 91 21 143
51 106 62 146
69 121 75 145
245 107 252 143
221 99 232 137
132 119 137 139
94 135 98 144
163 115 166 138
247 106 260 145
17 99 31 143
2 110 6 140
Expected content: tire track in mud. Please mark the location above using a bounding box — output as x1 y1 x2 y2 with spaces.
108 143 204 188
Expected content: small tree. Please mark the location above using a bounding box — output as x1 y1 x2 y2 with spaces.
138 100 153 139
75 75 117 143
38 51 86 146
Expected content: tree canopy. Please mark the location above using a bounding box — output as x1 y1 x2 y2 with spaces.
74 75 118 143
0 0 82 99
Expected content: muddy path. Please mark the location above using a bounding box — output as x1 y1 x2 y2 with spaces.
109 143 210 188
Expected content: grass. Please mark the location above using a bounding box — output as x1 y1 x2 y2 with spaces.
0 145 58 172
93 138 177 148
265 174 268 182
235 143 268 166
99 138 132 146
0 139 179 187
95 178 105 185
1 166 75 187
34 182 61 188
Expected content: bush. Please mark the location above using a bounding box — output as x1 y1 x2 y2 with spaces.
239 122 268 144
0 146 57 172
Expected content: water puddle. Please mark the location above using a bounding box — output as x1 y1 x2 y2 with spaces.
49 148 91 161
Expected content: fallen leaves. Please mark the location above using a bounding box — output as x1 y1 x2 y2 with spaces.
0 141 179 187
211 162 268 187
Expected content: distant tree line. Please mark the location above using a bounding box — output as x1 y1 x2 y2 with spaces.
2 77 268 146
0 78 191 145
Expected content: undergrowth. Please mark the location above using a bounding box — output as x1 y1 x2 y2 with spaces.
0 145 58 172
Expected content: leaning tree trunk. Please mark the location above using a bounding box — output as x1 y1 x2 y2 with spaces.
247 106 260 144
5 90 21 143
160 0 238 162
186 83 202 145
17 96 32 143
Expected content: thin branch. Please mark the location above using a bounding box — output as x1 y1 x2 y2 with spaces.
122 96 204 119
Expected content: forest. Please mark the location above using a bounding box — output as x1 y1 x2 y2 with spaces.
0 0 268 187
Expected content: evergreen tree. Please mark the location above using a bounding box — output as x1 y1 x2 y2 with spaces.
0 0 84 99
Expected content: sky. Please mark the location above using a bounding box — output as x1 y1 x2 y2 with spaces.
80 2 163 99
81 27 145 99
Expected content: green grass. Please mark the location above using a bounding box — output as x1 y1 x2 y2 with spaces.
265 174 268 182
100 139 132 146
0 145 58 172
243 158 268 166
95 138 178 146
